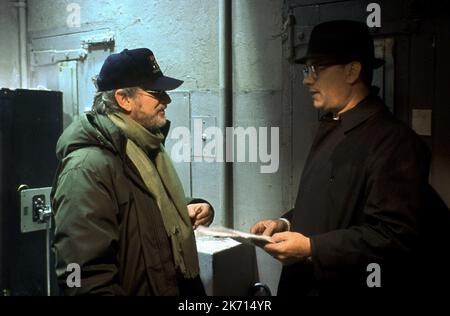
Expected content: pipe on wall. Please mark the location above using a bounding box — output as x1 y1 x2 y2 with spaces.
15 0 28 89
219 0 233 228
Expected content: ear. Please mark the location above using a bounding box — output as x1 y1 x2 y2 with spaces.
345 62 362 84
114 89 133 112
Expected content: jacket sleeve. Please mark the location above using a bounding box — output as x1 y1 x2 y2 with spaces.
186 197 213 206
310 130 430 281
52 166 125 296
282 209 294 221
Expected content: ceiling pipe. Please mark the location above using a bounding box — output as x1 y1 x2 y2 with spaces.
14 0 28 89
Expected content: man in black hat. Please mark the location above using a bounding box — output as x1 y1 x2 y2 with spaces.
251 20 436 295
51 48 214 295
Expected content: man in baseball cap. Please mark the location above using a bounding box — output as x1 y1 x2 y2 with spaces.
52 48 215 295
90 48 184 130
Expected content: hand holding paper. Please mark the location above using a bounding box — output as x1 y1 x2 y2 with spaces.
196 225 274 247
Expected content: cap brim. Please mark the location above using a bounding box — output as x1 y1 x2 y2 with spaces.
143 75 184 91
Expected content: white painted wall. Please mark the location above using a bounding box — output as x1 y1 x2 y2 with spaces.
27 0 219 91
232 0 284 294
0 0 20 88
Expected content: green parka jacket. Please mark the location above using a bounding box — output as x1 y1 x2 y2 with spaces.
51 111 206 296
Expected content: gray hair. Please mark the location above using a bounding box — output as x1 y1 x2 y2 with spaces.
91 76 139 114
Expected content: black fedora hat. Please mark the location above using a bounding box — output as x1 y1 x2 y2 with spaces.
96 48 183 92
296 20 384 69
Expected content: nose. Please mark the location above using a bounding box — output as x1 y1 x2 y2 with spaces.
302 75 314 86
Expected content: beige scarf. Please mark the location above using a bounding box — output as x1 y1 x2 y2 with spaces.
108 112 199 278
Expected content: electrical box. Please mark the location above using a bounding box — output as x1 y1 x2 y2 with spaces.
20 187 52 233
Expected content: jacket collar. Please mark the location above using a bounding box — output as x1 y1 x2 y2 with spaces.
320 93 386 134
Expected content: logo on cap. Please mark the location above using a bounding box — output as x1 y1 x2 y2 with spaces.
149 55 161 74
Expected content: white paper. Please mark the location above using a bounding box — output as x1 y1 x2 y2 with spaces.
196 225 274 246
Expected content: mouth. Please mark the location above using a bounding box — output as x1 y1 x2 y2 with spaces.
310 90 320 98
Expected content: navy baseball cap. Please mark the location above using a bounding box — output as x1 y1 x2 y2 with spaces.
96 48 183 92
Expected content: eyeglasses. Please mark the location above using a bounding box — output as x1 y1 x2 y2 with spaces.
139 89 172 104
302 63 339 80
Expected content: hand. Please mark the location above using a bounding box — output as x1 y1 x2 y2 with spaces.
187 203 214 229
250 219 289 237
263 232 311 266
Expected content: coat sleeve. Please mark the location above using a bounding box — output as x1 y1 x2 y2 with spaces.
52 166 126 296
186 197 212 206
310 130 430 281
282 209 294 221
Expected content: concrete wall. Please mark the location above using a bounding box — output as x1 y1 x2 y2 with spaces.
0 0 20 88
232 0 284 294
27 0 219 91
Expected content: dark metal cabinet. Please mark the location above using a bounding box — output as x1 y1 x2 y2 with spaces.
0 89 62 295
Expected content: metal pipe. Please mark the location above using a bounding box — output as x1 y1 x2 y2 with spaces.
15 0 28 88
45 222 51 296
219 0 233 228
